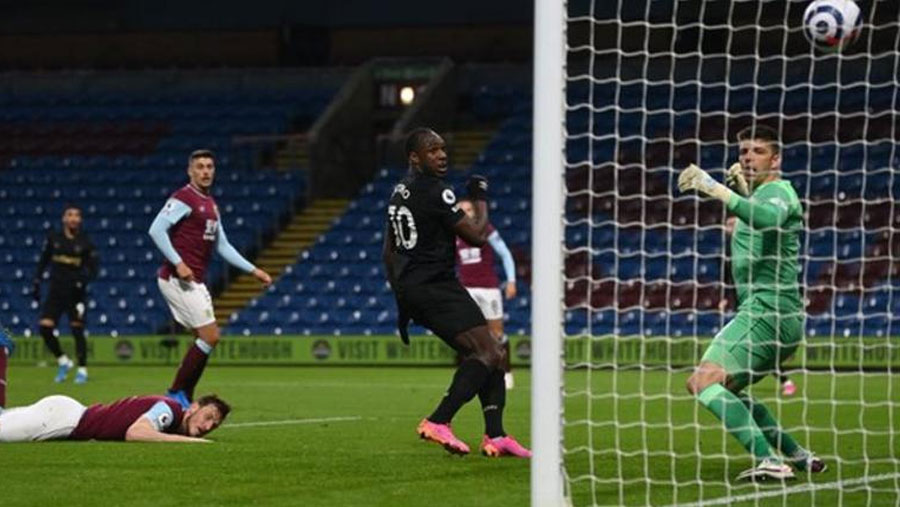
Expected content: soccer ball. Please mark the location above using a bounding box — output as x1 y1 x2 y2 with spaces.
803 0 862 52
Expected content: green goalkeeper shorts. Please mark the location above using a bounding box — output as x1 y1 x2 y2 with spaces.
701 309 803 391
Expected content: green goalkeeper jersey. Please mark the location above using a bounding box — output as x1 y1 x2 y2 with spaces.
726 179 804 315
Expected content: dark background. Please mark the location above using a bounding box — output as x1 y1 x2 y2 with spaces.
0 0 534 68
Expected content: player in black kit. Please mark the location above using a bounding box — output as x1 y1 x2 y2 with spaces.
383 128 530 458
33 204 98 384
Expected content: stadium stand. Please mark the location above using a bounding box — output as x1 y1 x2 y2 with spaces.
227 59 898 339
3 61 894 340
224 74 534 337
0 71 340 336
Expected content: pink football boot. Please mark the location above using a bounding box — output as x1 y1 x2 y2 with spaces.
417 419 470 455
782 379 797 396
480 434 533 458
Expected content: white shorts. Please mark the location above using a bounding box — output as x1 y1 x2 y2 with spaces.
157 277 216 329
0 395 86 442
465 287 504 321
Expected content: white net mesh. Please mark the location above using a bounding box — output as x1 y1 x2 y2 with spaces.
560 1 900 505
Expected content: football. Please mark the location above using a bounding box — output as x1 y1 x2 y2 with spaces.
803 0 863 52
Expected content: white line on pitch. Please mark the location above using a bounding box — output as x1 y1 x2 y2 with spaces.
222 416 364 429
677 472 900 507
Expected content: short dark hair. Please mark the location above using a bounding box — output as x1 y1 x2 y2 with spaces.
405 127 436 156
189 149 216 163
736 125 780 154
62 203 81 214
196 394 231 420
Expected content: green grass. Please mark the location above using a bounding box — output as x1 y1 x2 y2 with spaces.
3 365 899 506
3 366 531 507
564 369 900 506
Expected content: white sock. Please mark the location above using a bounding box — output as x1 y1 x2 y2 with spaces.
77 367 88 376
57 355 71 366
195 338 214 355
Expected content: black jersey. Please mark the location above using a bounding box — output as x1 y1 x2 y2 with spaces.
35 230 98 288
386 170 465 286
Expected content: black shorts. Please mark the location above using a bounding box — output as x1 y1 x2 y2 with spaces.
40 285 87 324
396 279 487 352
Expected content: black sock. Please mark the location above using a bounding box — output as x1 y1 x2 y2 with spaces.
429 358 490 424
72 326 87 367
478 368 506 438
39 325 64 358
501 340 511 373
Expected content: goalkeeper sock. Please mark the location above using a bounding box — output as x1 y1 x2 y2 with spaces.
429 358 490 424
697 383 775 462
736 392 802 458
478 368 506 438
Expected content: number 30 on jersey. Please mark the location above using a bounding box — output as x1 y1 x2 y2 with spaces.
387 205 418 250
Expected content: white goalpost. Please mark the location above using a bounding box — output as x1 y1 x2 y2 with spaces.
532 1 900 505
531 0 566 505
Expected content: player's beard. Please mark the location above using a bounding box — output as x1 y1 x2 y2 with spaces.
431 164 448 177
183 414 199 436
193 180 213 193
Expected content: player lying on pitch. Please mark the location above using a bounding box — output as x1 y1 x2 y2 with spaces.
0 328 229 443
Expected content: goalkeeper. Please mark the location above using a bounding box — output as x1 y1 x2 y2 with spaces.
679 125 825 482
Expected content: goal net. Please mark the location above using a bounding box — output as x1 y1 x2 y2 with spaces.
533 1 900 505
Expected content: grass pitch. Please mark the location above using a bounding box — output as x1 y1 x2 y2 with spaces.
3 365 531 507
3 364 898 506
564 369 900 506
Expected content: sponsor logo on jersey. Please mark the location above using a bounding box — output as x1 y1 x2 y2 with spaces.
768 197 788 211
459 247 482 265
52 254 83 266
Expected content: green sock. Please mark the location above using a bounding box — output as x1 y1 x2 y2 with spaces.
736 392 804 463
697 383 775 461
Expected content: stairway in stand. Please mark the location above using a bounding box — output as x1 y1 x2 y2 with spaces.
214 199 348 327
451 129 494 170
274 135 309 170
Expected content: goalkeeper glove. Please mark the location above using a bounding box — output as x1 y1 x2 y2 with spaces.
678 164 733 203
724 162 750 197
465 175 489 201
